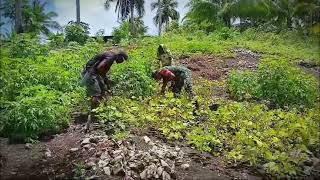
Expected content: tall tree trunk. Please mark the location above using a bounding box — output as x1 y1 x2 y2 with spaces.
158 23 161 36
130 0 134 36
76 0 80 24
15 0 23 33
158 0 161 36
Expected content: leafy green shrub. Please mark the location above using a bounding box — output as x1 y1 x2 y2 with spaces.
48 33 65 48
112 19 147 44
181 21 219 34
112 21 131 44
96 94 196 140
95 29 105 44
228 60 319 108
187 127 222 152
67 41 82 51
187 102 320 177
228 70 260 100
110 49 156 98
65 21 90 45
215 27 238 40
0 38 98 142
9 33 49 59
0 54 83 102
258 60 318 107
111 63 155 98
165 20 181 34
1 36 100 101
1 85 71 141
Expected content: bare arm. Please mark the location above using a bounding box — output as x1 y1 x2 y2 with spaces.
161 80 168 94
158 69 175 94
97 59 108 71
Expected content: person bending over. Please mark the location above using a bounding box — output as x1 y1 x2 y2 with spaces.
152 65 195 100
81 49 128 132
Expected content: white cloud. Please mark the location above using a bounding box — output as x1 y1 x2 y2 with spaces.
50 0 189 35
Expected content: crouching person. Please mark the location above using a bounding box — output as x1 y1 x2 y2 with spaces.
152 66 199 109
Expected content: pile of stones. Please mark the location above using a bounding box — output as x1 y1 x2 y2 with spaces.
72 135 190 180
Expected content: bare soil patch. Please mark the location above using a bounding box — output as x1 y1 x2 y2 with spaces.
0 123 85 180
299 61 320 80
180 49 260 81
0 138 46 180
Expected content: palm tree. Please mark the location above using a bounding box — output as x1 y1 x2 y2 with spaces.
24 0 61 35
270 0 320 29
223 0 273 27
0 0 60 35
76 0 80 24
151 0 180 36
293 0 320 29
185 0 319 30
105 0 145 35
185 0 223 25
0 0 28 33
185 0 276 28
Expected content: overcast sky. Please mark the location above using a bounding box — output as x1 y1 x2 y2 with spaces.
47 0 189 36
0 0 189 36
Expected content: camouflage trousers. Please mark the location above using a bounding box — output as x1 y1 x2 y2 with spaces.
171 76 195 100
81 72 108 97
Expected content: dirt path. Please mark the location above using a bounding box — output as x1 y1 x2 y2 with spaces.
0 119 263 180
298 61 320 80
0 124 85 180
0 138 47 180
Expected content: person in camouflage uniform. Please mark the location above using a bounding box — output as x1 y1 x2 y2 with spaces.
157 44 173 68
152 65 195 99
81 49 128 132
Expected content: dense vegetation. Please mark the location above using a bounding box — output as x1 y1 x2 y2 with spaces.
0 0 319 178
1 28 319 177
229 60 318 108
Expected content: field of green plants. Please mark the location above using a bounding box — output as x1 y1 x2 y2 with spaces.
1 0 320 178
0 27 319 178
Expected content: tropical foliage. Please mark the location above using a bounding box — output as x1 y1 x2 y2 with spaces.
0 0 61 35
112 17 148 43
23 0 61 35
228 59 319 108
105 0 145 35
151 0 180 35
64 21 90 45
185 0 320 32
